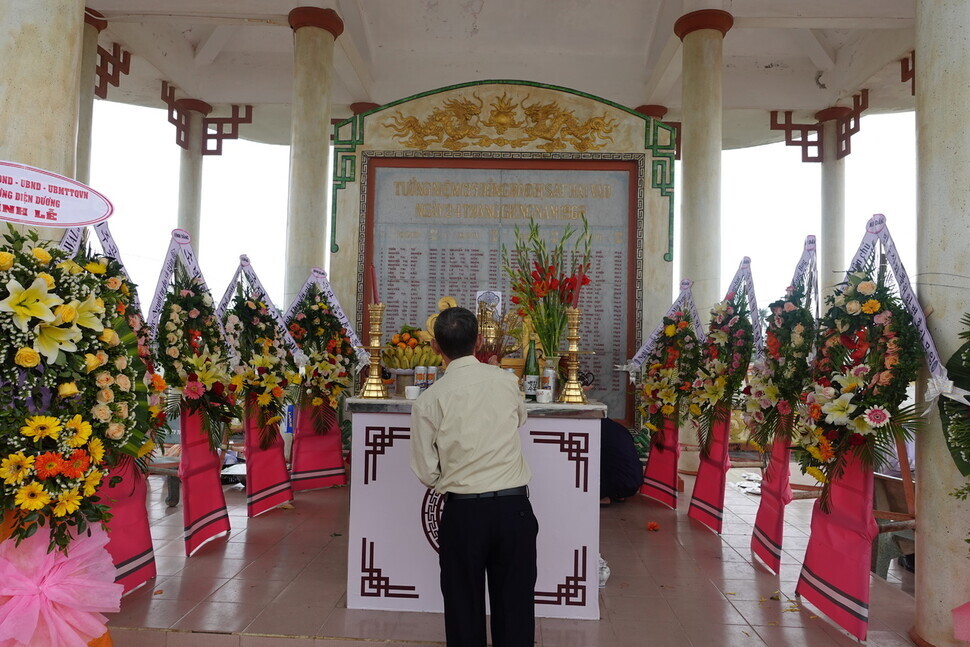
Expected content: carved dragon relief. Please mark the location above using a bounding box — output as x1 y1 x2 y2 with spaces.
383 92 616 153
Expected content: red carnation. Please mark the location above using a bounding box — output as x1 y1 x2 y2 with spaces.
849 433 866 446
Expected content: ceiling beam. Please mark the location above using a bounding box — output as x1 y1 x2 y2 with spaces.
791 28 835 70
733 16 913 30
194 25 236 67
643 33 682 106
107 21 204 98
819 28 914 101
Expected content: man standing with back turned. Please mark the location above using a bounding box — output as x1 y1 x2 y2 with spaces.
410 306 538 647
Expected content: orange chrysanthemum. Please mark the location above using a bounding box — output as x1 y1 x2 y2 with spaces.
35 452 64 480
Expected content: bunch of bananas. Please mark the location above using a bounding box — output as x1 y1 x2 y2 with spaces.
382 344 443 370
382 325 442 369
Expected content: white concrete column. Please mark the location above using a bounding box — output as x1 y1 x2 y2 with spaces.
914 2 970 646
0 0 84 240
76 9 105 185
815 108 851 298
284 7 344 306
175 99 212 249
675 9 733 312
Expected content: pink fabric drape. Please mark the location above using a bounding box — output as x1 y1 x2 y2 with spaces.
953 601 970 641
795 455 877 641
688 408 731 533
750 428 794 574
244 396 294 517
97 457 156 594
639 417 680 509
179 410 230 556
289 403 347 491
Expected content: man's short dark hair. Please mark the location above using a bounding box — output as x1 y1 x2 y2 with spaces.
434 307 478 359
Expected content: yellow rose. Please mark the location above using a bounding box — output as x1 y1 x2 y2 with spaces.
57 382 79 398
0 251 14 270
84 261 107 274
31 247 52 265
54 303 77 323
99 328 119 346
14 347 41 368
36 272 55 289
84 353 101 373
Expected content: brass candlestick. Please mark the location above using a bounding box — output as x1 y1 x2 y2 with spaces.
360 303 389 399
558 306 587 404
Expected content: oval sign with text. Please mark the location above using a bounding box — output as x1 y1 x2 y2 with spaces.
0 160 113 228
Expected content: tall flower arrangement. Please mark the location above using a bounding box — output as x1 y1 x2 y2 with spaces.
0 227 148 551
743 283 816 446
688 291 755 452
223 285 300 449
286 284 355 434
503 217 591 357
636 310 701 453
792 265 922 508
156 266 239 450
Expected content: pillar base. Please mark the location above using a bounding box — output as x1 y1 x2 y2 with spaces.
909 627 938 647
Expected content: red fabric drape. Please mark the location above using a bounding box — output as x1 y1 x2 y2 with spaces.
750 428 794 574
244 394 294 517
97 457 156 593
688 407 731 533
289 403 347 491
179 410 230 555
639 417 680 509
795 455 877 641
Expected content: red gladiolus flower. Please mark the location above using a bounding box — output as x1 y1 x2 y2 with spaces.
511 296 521 305
849 433 866 446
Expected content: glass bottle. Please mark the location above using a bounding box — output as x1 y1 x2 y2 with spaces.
523 338 540 401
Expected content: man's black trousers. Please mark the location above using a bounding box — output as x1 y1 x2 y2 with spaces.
438 494 538 647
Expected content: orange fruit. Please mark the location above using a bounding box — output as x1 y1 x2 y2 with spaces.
391 334 401 345
397 342 407 349
408 337 419 348
401 332 412 342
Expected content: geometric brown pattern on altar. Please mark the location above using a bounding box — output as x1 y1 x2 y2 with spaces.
363 426 410 485
359 537 419 598
535 546 587 606
530 431 589 492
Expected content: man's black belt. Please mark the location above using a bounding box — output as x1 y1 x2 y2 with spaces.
446 485 528 500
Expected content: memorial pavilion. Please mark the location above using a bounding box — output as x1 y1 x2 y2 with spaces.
1 1 968 646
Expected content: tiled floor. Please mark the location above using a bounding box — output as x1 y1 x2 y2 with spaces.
108 468 916 646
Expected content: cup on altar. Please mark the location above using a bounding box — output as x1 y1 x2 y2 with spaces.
414 366 428 388
536 389 553 404
404 385 421 400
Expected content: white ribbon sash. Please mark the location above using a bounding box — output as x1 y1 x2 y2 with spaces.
623 279 707 374
216 255 308 366
147 229 225 344
726 257 765 356
58 223 145 317
284 268 369 372
847 214 962 405
791 235 820 317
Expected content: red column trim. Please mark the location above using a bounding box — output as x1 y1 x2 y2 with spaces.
635 104 668 119
351 102 381 115
288 7 344 38
813 107 852 123
84 8 107 32
674 9 734 40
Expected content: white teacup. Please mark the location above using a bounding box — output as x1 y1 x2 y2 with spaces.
536 389 553 404
404 385 421 400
